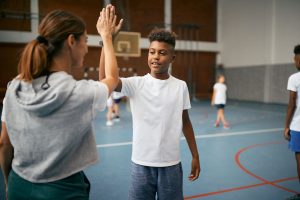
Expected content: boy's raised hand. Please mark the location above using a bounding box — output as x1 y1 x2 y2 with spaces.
113 18 123 38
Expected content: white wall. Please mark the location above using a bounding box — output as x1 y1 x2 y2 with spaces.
219 0 300 68
274 0 300 63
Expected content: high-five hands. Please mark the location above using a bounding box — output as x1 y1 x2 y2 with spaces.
96 4 123 38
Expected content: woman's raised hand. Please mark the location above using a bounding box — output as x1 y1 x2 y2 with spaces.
96 4 116 37
97 4 123 39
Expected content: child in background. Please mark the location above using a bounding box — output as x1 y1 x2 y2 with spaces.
284 44 300 200
211 74 230 129
111 91 124 121
106 91 124 126
106 95 114 126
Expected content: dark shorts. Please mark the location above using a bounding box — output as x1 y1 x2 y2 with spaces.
215 104 225 109
8 170 90 200
289 130 300 152
113 98 122 104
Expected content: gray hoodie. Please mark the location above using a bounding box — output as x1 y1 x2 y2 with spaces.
3 71 108 183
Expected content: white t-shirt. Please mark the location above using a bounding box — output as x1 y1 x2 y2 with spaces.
213 83 227 105
287 71 300 131
112 91 124 99
121 74 191 167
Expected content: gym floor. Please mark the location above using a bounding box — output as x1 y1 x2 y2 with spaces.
0 100 299 200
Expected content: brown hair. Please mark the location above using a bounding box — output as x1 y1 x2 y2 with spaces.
18 10 86 81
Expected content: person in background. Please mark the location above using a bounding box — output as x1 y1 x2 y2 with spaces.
106 95 115 126
211 74 230 129
105 92 124 126
0 5 121 199
284 44 300 200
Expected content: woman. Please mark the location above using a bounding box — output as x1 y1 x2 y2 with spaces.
0 5 121 199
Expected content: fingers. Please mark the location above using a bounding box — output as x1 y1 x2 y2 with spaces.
105 5 110 21
97 4 122 37
116 19 124 31
112 15 117 28
110 5 115 18
189 167 200 181
284 128 291 141
284 132 291 141
99 5 114 22
189 158 201 181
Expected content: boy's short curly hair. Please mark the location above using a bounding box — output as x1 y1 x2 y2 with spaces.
294 44 300 55
148 28 177 48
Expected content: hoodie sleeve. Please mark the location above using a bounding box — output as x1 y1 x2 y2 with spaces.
88 80 109 118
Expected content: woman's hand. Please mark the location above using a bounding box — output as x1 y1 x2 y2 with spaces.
97 4 123 41
96 4 116 37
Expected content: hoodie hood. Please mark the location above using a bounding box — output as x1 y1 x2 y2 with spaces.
4 71 101 182
10 71 76 116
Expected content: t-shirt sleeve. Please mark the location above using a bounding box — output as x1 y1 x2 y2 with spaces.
287 75 297 92
88 80 109 118
120 77 137 97
183 82 191 110
1 97 5 122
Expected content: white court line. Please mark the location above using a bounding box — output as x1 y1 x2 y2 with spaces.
97 127 284 148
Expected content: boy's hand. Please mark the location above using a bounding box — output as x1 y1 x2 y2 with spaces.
188 157 200 181
113 18 123 38
284 128 291 141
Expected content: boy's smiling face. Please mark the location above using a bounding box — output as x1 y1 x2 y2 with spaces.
148 41 175 79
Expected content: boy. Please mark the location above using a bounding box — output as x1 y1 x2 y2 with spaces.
100 28 200 199
284 44 300 200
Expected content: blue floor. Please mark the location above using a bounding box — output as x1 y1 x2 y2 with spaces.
1 100 299 200
88 100 298 200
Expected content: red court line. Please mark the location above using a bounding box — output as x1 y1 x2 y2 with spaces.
235 141 298 194
184 141 298 199
184 177 297 199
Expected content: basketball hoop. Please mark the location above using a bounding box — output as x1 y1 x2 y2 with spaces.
113 31 141 57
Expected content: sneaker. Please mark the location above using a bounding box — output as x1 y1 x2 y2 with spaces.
223 123 230 129
214 121 220 127
106 120 113 126
114 116 120 122
286 194 300 200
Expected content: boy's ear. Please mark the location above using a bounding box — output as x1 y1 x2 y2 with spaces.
171 54 176 62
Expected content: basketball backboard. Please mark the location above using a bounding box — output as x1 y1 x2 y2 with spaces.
113 31 141 57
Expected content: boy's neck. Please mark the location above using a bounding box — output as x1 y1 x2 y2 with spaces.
150 72 170 80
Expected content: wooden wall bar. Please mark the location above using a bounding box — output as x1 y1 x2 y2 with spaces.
0 0 217 101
